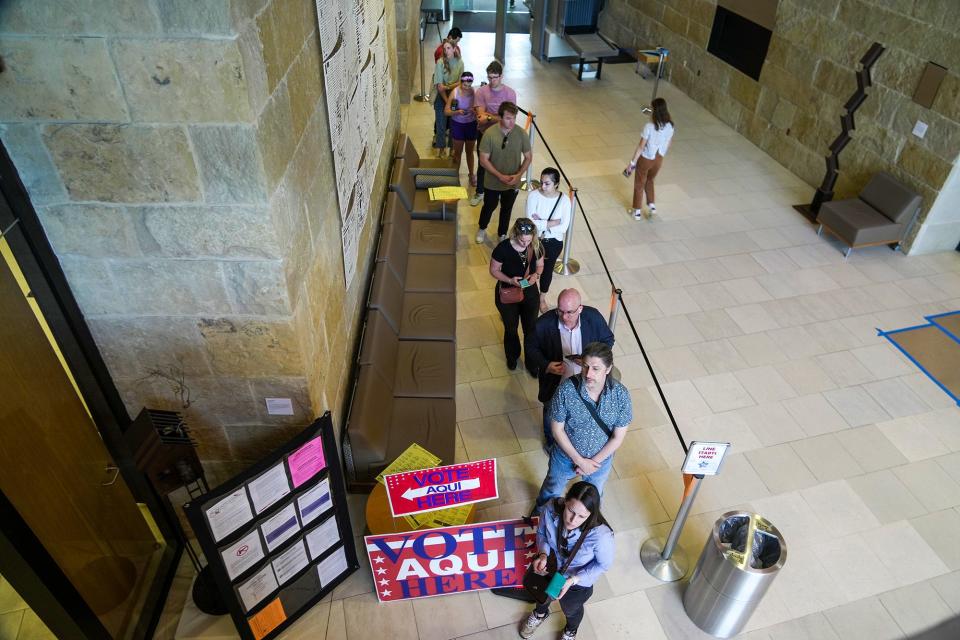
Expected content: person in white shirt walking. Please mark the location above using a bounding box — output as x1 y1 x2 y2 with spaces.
526 167 572 313
623 97 674 220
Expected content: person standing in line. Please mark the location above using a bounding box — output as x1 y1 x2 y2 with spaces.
526 167 572 313
525 289 614 447
532 341 631 511
471 60 517 206
623 97 675 220
432 39 464 157
476 102 532 244
443 71 479 187
519 481 613 640
433 27 462 62
489 218 544 371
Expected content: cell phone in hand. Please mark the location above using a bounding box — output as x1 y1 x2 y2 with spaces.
519 278 531 288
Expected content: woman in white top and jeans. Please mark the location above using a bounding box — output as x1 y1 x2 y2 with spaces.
526 167 572 313
624 98 674 220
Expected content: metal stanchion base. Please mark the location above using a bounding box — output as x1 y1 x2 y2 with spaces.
413 94 432 103
640 537 688 582
554 258 579 276
520 179 541 191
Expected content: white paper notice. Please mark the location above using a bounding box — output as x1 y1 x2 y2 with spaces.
260 503 300 552
265 397 294 416
305 516 340 560
272 538 310 586
204 488 254 543
317 546 348 588
236 564 278 612
247 463 291 514
221 529 266 581
296 478 332 526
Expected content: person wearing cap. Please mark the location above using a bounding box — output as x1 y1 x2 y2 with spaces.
434 27 462 62
489 218 544 372
444 71 479 186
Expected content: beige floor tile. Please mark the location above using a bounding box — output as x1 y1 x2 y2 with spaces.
877 415 950 461
0 611 23 640
343 593 419 640
823 597 905 640
604 475 669 530
800 480 881 537
910 509 960 570
456 383 482 422
746 444 818 494
692 372 755 412
783 393 848 436
774 358 836 395
791 433 863 482
863 378 930 418
850 343 913 379
737 403 807 447
767 545 849 619
0 578 27 616
458 415 522 460
456 315 501 350
691 410 763 452
688 338 748 373
14 610 55 640
507 408 545 453
643 583 719 640
879 581 953 637
648 314 705 347
457 348 493 384
735 365 797 404
698 453 771 510
931 571 960 614
660 380 713 422
751 491 832 550
861 520 949 587
727 303 780 334
815 351 876 388
649 345 708 382
411 592 487 640
822 386 891 427
834 424 909 472
493 450 549 505
848 469 928 524
766 325 827 360
893 459 960 512
818 535 899 602
730 332 788 366
469 376 531 418
585 590 667 640
611 429 669 478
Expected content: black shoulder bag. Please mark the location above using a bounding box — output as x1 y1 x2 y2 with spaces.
523 501 590 604
571 376 613 438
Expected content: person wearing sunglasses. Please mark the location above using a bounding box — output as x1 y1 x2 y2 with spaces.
526 167 572 313
525 288 614 447
443 71 479 187
471 60 517 207
476 101 533 244
489 218 544 372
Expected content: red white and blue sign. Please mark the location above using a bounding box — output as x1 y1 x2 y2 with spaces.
364 518 537 602
384 459 498 517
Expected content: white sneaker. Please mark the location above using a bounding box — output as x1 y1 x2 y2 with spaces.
632 208 643 221
648 203 657 215
475 229 486 244
519 612 547 639
469 192 483 206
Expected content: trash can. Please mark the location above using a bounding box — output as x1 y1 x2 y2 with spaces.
682 511 786 638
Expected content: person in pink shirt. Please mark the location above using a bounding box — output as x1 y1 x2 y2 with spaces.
471 60 517 206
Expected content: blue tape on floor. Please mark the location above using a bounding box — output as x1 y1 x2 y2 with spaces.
925 310 960 346
879 326 960 406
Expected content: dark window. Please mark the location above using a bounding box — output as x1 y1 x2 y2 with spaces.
707 5 772 81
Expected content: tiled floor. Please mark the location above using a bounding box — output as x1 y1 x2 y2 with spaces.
162 30 960 639
0 575 55 640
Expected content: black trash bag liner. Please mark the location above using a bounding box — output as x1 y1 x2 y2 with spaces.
717 516 782 569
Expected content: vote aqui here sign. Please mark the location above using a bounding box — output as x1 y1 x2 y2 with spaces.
384 459 498 517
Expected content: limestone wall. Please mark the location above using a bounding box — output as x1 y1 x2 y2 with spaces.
599 0 960 250
0 0 399 485
395 0 422 103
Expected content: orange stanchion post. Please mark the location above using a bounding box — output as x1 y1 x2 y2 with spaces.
555 188 580 276
520 112 540 192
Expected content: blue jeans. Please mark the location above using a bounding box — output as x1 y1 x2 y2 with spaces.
534 445 614 510
433 95 450 149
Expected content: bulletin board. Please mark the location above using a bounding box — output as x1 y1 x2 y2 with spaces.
184 413 358 640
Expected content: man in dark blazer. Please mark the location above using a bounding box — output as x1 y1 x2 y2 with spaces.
525 288 615 447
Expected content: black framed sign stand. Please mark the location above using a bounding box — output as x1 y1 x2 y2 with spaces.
184 413 358 640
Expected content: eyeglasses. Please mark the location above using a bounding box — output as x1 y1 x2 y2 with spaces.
557 307 581 316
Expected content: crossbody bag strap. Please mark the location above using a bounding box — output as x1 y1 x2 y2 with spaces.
540 193 563 237
555 504 591 574
571 376 613 438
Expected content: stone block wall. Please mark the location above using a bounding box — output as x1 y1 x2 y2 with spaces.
599 0 960 250
0 0 399 484
395 0 422 103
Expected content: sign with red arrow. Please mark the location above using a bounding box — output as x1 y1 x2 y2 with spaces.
384 459 498 517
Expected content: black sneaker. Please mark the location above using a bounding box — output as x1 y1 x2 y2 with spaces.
506 359 518 370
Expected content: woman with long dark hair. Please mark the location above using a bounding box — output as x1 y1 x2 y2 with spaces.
520 481 614 640
490 218 544 373
526 167 571 313
623 97 674 220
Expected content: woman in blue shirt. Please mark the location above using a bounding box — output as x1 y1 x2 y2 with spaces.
520 482 614 640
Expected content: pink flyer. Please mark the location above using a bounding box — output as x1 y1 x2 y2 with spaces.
287 436 326 487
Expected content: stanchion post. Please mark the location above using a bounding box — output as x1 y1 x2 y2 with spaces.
520 112 540 191
413 13 430 103
607 287 622 331
640 474 702 582
554 188 580 276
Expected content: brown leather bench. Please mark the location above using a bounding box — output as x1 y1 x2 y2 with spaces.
376 217 456 293
389 160 458 221
368 261 456 342
394 133 460 189
383 193 457 255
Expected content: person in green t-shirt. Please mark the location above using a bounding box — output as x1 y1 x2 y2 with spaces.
475 101 533 244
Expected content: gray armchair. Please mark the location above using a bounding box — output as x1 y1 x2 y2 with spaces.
816 172 922 257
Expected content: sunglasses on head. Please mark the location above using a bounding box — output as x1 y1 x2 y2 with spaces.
516 222 534 234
